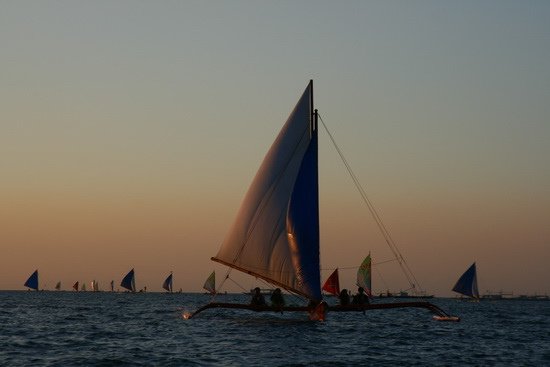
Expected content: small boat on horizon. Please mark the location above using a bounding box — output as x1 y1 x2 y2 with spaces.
120 268 136 292
163 272 173 293
322 268 340 297
24 270 39 291
378 290 434 299
90 280 100 292
203 271 216 295
452 262 480 300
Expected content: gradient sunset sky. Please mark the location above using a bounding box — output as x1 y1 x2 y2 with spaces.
1 1 549 296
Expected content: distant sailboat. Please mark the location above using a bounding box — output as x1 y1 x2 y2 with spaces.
452 262 479 299
356 254 373 297
91 280 99 292
73 281 79 291
120 269 136 292
110 280 114 292
203 271 216 294
188 81 455 321
55 281 61 291
81 283 86 291
163 272 173 293
24 270 39 291
322 269 340 296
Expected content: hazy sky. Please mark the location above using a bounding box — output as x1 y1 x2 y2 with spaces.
1 1 549 296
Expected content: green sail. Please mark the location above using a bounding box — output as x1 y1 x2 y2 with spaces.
356 254 372 296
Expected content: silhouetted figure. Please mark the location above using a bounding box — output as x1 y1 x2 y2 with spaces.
250 287 266 306
339 289 350 306
352 287 369 305
270 288 285 308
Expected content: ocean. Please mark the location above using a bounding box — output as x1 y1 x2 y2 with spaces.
1 291 549 366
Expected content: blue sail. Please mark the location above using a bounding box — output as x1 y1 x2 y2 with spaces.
212 81 321 301
120 268 136 292
162 273 173 292
24 270 39 290
452 262 479 298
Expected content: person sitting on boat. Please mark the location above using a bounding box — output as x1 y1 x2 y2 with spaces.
250 287 266 306
270 288 285 308
352 287 369 305
339 289 350 306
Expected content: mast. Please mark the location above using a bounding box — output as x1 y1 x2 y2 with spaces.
311 79 318 131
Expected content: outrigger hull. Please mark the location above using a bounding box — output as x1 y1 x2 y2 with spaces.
185 301 458 321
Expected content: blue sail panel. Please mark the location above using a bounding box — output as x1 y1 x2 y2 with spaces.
286 127 321 301
121 269 135 292
24 270 39 290
452 263 479 298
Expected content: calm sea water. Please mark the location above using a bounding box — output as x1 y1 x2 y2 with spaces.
1 291 549 366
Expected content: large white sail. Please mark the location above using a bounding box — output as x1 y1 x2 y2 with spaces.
212 81 321 301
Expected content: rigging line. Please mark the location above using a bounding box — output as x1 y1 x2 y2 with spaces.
318 114 424 294
374 258 400 266
374 266 390 293
225 275 249 293
255 278 304 305
213 267 234 301
318 114 414 286
323 115 420 292
322 258 399 271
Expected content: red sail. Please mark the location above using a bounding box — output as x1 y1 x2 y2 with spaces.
322 269 340 296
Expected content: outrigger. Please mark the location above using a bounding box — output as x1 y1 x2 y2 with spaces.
186 301 458 321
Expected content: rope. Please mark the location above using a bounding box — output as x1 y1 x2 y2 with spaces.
318 113 425 295
322 257 398 271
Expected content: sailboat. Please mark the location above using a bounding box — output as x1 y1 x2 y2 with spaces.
203 271 216 294
73 281 79 291
120 268 136 292
110 280 115 292
163 272 173 293
55 281 61 291
188 81 455 321
81 283 86 291
452 262 479 299
24 270 39 291
322 269 340 297
91 280 99 292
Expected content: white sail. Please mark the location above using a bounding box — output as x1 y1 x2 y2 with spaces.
212 81 321 301
203 271 216 294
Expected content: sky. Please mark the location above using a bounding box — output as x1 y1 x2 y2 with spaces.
1 1 549 296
